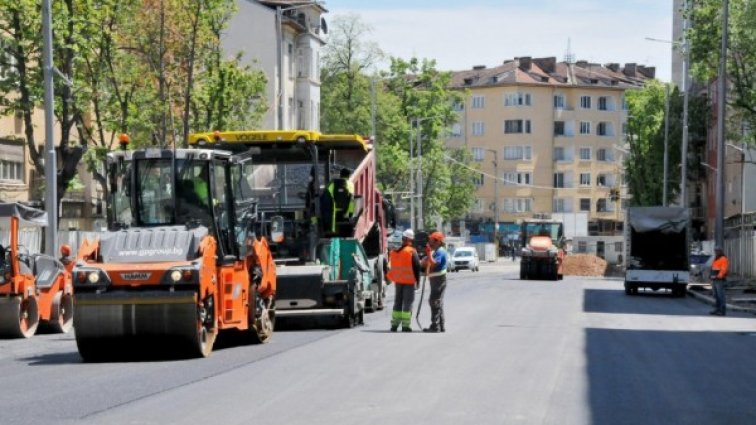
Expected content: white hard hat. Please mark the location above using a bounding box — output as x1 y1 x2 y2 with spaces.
402 229 415 240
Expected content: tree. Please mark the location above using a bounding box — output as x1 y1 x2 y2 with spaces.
625 81 672 206
383 57 473 225
688 0 755 143
320 13 383 134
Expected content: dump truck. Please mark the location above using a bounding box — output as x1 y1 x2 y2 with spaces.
72 145 276 360
519 218 565 280
188 130 393 327
624 207 690 296
0 203 74 337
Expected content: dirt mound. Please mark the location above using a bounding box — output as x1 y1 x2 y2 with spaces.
563 254 607 276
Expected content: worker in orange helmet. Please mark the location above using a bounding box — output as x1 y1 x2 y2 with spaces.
420 231 449 333
386 229 421 332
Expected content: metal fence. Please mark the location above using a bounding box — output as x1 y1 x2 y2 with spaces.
723 231 756 279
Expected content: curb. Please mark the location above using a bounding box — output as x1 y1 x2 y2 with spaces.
686 288 756 315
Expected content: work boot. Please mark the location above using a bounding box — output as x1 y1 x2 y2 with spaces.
423 326 440 333
401 327 412 332
440 325 446 333
390 325 398 332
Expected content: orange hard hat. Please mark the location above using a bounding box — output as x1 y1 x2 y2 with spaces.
429 231 445 242
60 244 72 257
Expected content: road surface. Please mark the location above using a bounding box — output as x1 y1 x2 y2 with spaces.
1 259 755 425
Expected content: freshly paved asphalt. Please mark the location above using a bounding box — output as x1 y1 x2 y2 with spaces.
1 259 756 425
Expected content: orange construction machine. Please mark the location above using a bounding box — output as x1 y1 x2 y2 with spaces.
72 146 276 360
519 218 565 281
0 203 74 337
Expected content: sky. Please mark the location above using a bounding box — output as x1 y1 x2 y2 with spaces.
321 0 676 81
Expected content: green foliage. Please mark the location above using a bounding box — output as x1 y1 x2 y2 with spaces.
0 0 269 205
688 0 755 143
625 80 709 206
319 15 475 227
625 81 671 206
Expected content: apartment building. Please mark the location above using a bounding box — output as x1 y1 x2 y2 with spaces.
225 0 326 130
445 57 653 235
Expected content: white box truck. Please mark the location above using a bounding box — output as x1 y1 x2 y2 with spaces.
624 207 690 296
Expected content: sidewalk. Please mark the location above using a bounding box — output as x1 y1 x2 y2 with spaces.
687 277 756 315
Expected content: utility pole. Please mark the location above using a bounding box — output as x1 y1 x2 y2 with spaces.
409 123 414 230
663 84 670 206
680 0 690 208
488 149 499 244
42 0 58 256
416 120 424 230
371 78 377 151
715 0 729 248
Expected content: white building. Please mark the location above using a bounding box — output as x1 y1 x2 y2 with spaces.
225 0 326 130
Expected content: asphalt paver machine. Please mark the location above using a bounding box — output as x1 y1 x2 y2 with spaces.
189 130 393 328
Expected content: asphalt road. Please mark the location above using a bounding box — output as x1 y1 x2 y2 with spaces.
2 260 756 425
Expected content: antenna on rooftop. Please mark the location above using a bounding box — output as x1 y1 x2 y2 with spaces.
564 38 575 64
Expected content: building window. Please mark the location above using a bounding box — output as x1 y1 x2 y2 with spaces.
580 121 591 135
579 147 591 161
577 241 587 252
597 122 614 136
473 199 484 213
504 92 532 106
597 148 612 161
503 197 532 213
554 146 573 162
0 160 23 182
452 101 465 112
505 120 531 134
580 95 591 109
553 173 566 188
554 121 565 136
472 95 485 109
579 198 591 211
288 43 294 79
472 121 485 136
553 198 571 212
615 241 623 252
473 173 484 187
503 146 532 160
597 199 608 212
580 173 591 186
554 94 565 109
450 123 463 137
503 171 531 185
472 147 485 162
598 96 614 111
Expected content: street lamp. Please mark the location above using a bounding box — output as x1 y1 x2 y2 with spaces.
715 0 730 248
486 149 499 244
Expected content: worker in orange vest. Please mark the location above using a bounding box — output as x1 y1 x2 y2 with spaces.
386 229 421 332
709 246 729 316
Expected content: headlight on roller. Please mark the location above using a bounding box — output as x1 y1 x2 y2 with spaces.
170 270 182 282
88 272 100 283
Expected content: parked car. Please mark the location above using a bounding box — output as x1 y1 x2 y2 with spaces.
689 253 714 283
450 247 480 272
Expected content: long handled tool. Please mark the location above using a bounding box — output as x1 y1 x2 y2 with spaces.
415 261 430 330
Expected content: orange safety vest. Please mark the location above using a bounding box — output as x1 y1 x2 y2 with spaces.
387 246 417 285
712 256 729 280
